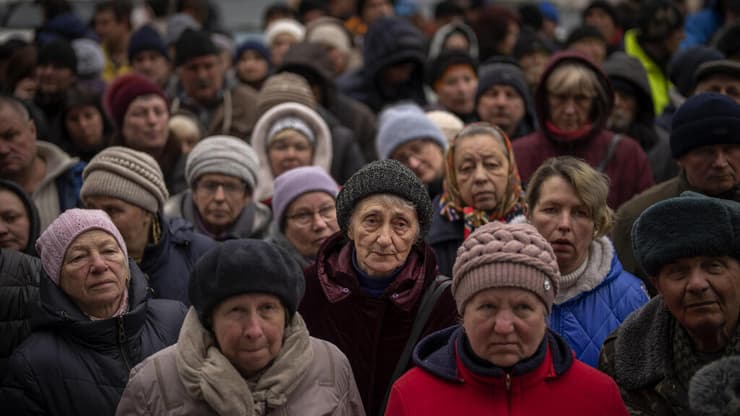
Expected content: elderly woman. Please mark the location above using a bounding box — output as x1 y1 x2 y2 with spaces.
81 146 215 304
251 101 333 202
526 156 648 367
0 180 40 255
270 166 339 269
385 222 629 415
599 193 740 415
1 209 186 415
428 122 526 277
425 50 479 123
300 160 458 416
512 52 653 208
115 239 364 415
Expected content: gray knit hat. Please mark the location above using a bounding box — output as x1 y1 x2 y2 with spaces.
185 135 260 191
376 103 448 160
256 72 317 117
452 221 560 314
336 159 432 240
81 146 169 213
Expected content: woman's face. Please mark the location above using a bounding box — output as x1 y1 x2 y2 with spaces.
0 189 30 251
547 87 594 132
529 175 595 274
83 196 153 258
212 293 286 378
454 134 510 210
283 191 339 258
268 129 314 177
462 287 547 367
436 65 478 116
122 95 169 153
65 105 105 151
236 50 269 83
348 195 419 277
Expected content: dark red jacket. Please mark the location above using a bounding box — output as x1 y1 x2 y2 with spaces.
299 233 457 416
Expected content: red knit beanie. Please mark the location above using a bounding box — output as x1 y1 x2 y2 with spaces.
104 73 168 129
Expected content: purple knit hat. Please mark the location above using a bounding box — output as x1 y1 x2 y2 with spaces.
36 209 128 285
272 166 339 229
452 221 560 313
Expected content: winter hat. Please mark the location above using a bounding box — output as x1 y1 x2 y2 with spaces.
71 38 104 78
36 208 128 285
689 356 740 416
128 25 168 62
305 18 351 54
103 73 167 129
234 40 270 64
267 117 316 146
189 239 306 326
539 1 560 23
476 61 529 105
336 159 433 240
694 59 740 86
256 72 317 117
426 110 464 144
279 42 335 86
426 49 478 90
565 25 606 48
632 192 740 277
165 13 200 46
265 18 305 46
452 221 560 314
363 16 426 79
513 28 555 60
670 92 740 158
638 0 683 42
668 46 724 97
174 29 220 67
37 39 77 74
273 166 339 229
185 135 260 191
715 21 740 59
582 1 618 26
81 146 169 213
376 103 448 160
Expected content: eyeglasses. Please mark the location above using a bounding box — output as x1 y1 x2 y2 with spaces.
547 92 594 108
196 180 246 196
285 205 336 226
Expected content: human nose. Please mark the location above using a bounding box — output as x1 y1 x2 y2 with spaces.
375 222 393 247
686 268 710 294
242 314 265 339
557 211 572 231
493 309 515 334
213 185 226 200
407 155 421 169
89 252 109 273
311 212 328 230
472 163 488 183
711 149 730 168
0 219 8 235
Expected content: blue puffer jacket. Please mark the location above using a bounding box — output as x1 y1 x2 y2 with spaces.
549 240 649 367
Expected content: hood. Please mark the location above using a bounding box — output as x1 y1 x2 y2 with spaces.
362 16 427 82
603 51 655 123
0 179 41 256
278 42 336 105
428 21 479 60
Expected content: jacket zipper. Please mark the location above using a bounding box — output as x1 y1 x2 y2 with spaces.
118 317 132 371
505 372 511 391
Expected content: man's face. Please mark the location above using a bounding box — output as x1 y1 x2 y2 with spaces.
362 0 394 25
0 105 37 179
35 63 75 95
94 10 129 48
179 54 224 104
132 51 171 87
678 144 740 195
694 74 740 103
607 89 637 132
476 84 526 137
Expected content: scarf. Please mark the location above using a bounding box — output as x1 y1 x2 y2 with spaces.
555 236 614 304
544 120 593 143
176 308 313 416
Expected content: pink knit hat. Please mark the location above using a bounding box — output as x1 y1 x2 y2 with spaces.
452 222 560 313
36 209 128 285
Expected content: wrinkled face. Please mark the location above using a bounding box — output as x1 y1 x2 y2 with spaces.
529 176 595 275
436 65 478 116
348 195 419 277
60 229 128 317
35 63 75 95
454 134 510 211
192 173 250 230
270 33 299 67
694 74 740 104
519 52 550 89
212 293 286 378
0 189 30 251
0 105 37 178
476 85 526 137
362 0 394 25
122 95 170 153
268 130 314 177
236 50 269 83
462 287 547 367
654 256 740 350
83 196 153 257
390 138 445 184
547 88 594 132
132 51 171 87
678 144 740 195
65 105 104 151
443 32 470 52
568 39 607 66
607 89 637 132
584 9 616 41
179 54 225 104
283 191 338 257
94 10 128 47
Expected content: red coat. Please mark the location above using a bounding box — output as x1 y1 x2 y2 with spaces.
385 326 628 416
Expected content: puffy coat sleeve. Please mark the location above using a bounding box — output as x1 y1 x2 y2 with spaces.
115 354 160 416
1 350 48 415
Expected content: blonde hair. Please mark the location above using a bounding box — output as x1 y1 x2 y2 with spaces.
546 63 600 97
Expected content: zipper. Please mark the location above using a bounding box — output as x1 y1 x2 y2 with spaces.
505 372 511 391
118 317 132 371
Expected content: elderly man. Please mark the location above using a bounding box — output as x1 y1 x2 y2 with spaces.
164 135 272 241
600 192 740 415
614 93 740 294
170 29 258 139
693 59 740 103
128 25 176 97
0 96 84 230
475 60 536 140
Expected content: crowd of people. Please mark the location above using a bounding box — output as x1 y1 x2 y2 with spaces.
1 0 739 415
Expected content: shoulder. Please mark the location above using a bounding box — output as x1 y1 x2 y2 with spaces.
116 345 185 415
165 217 216 253
617 177 681 218
229 83 258 101
0 250 42 286
145 299 187 333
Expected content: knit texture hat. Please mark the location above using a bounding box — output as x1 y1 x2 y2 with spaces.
273 166 339 229
336 159 433 240
425 49 478 89
668 46 724 97
632 192 740 277
267 117 316 146
36 208 128 285
452 222 560 314
128 24 168 62
234 40 270 64
256 72 317 117
376 103 448 160
189 239 306 326
306 19 351 53
103 73 167 129
475 61 530 106
38 39 77 74
81 146 169 213
265 18 305 46
185 135 260 191
174 28 220 67
670 92 740 158
71 38 104 78
426 110 463 144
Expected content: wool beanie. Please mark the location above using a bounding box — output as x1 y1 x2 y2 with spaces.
165 13 201 46
234 40 270 64
38 39 77 74
256 72 317 117
632 191 740 277
689 356 740 416
452 222 560 314
668 46 724 98
36 208 128 285
426 110 464 144
267 117 316 146
306 19 351 54
265 18 305 46
425 49 478 89
475 62 530 106
670 92 740 158
376 103 448 160
103 73 167 129
189 239 306 325
81 146 169 213
185 135 260 191
128 24 168 62
336 159 433 240
71 38 104 78
174 28 220 67
273 166 339 229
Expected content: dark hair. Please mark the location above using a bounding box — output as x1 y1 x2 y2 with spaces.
94 0 133 26
0 179 40 255
262 3 298 30
38 0 73 20
434 1 464 20
4 45 37 94
61 86 113 156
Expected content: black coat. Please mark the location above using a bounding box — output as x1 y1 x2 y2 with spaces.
0 260 186 416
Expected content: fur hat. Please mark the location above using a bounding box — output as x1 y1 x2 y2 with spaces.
38 39 77 74
689 356 740 416
264 18 305 46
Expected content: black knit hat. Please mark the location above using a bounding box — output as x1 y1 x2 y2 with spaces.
475 60 529 105
336 159 433 240
38 39 77 74
670 92 740 158
128 24 168 62
667 46 724 97
189 239 306 326
174 28 220 67
565 25 606 48
632 192 740 277
425 49 478 89
638 0 683 42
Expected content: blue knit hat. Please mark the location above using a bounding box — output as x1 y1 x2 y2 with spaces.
234 40 271 65
376 103 448 160
128 25 168 62
670 92 740 158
